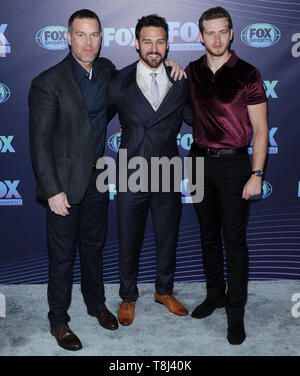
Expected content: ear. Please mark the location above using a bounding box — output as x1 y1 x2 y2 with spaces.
199 32 204 44
230 29 234 42
135 38 140 51
67 31 72 46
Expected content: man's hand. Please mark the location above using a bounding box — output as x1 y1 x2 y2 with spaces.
242 176 262 200
48 192 71 216
165 59 187 81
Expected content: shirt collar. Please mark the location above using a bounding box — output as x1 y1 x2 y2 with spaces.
202 50 238 70
69 53 96 81
137 60 165 77
225 50 238 68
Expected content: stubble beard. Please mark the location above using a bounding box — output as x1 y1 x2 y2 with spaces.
72 50 99 65
205 39 231 58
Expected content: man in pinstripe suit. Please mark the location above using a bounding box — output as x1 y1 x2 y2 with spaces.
108 14 193 326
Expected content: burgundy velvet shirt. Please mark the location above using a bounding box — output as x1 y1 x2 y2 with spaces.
186 51 267 150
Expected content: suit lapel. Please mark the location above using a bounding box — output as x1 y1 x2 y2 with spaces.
122 62 157 122
61 56 92 133
96 58 111 88
159 77 173 105
136 70 153 108
146 67 183 128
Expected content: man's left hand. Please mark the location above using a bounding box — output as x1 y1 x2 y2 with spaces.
242 176 262 200
165 59 187 81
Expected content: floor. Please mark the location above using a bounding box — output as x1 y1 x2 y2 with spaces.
0 280 300 356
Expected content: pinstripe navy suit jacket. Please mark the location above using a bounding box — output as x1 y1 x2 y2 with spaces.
108 61 193 162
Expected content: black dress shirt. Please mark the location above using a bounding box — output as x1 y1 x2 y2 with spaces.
70 53 107 160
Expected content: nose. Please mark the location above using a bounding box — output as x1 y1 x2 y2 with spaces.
215 33 221 42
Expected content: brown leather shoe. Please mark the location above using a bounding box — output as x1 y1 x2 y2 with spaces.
118 301 135 326
51 326 82 351
154 292 188 316
88 305 118 330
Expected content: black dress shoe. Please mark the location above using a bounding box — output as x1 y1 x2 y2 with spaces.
227 318 246 345
191 298 225 319
88 305 118 330
51 326 82 351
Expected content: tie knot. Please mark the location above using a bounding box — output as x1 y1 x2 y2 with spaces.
150 72 157 79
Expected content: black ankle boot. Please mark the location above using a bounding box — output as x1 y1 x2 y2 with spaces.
227 318 246 345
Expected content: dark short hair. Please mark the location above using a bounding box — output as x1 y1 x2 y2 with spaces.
68 9 101 32
135 14 168 40
198 6 233 34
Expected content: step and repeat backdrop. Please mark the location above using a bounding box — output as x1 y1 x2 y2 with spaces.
1 0 300 284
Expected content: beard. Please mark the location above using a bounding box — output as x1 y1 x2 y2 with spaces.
204 39 231 58
139 50 167 69
72 49 99 65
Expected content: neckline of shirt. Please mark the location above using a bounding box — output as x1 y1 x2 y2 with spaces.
137 60 165 77
69 53 97 81
203 50 238 74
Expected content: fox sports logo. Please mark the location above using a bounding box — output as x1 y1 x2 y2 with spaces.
36 26 68 50
107 132 121 152
241 23 281 48
0 83 10 103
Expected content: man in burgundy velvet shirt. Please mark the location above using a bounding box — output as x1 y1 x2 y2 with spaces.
186 7 268 345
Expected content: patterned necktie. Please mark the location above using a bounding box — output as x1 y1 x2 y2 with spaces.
150 72 159 108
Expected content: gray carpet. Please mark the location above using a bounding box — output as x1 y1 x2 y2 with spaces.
0 281 300 356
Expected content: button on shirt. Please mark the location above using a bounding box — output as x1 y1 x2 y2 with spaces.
70 53 107 160
186 51 267 150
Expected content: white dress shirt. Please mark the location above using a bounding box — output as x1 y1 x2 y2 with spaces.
136 61 172 111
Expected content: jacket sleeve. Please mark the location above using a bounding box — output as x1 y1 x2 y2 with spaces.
106 73 120 124
28 74 63 199
182 78 194 126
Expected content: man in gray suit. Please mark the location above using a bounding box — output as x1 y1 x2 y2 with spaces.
108 14 193 326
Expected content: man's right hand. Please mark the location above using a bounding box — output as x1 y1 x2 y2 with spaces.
48 192 71 216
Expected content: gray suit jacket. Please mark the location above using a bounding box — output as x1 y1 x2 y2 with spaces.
29 53 116 203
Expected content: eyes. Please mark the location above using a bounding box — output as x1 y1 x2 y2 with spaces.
76 33 100 39
205 30 229 36
143 40 166 45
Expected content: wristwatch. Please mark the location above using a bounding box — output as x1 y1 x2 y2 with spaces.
252 170 263 177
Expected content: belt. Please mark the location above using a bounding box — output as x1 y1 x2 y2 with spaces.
191 143 248 157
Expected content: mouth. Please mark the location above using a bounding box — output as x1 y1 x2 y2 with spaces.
147 53 161 59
